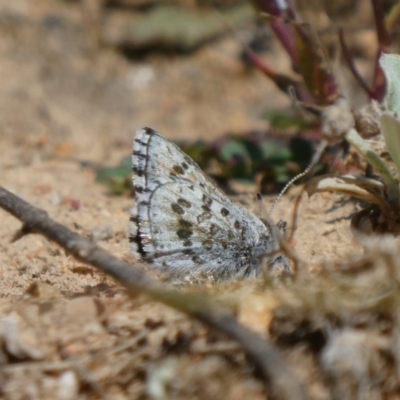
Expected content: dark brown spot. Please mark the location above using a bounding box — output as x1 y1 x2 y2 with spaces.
192 256 201 263
183 240 193 247
184 155 195 166
129 234 145 257
172 165 184 175
202 204 211 212
221 207 229 217
202 194 212 207
132 166 145 177
209 224 218 235
133 150 146 159
128 235 136 243
221 241 228 249
134 138 147 146
234 220 241 230
183 249 195 256
179 219 193 229
171 203 184 215
178 198 191 208
135 186 149 194
197 213 212 224
177 227 192 240
143 127 155 135
181 162 189 170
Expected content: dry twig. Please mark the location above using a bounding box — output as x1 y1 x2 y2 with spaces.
0 185 309 400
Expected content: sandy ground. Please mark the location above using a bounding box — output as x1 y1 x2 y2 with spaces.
0 1 370 399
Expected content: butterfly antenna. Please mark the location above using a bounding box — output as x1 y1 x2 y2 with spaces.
267 139 328 217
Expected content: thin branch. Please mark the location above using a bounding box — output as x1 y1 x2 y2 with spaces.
371 0 392 51
339 28 375 99
386 2 400 33
371 0 391 100
214 9 313 103
251 1 299 65
0 185 309 400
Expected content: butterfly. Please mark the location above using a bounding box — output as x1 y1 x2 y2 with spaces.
130 127 290 283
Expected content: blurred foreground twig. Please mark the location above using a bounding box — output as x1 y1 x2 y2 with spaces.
0 185 309 400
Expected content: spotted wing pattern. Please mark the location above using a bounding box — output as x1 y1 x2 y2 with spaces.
130 127 287 283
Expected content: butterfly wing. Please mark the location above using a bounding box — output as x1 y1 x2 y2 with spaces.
130 127 281 282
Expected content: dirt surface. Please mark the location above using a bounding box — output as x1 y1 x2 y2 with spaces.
0 1 385 399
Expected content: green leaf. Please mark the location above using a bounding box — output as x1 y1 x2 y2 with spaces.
259 139 291 163
265 110 315 130
219 140 253 179
180 142 211 170
380 112 400 177
306 174 391 213
379 53 400 115
96 156 132 194
219 140 249 162
345 127 400 205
